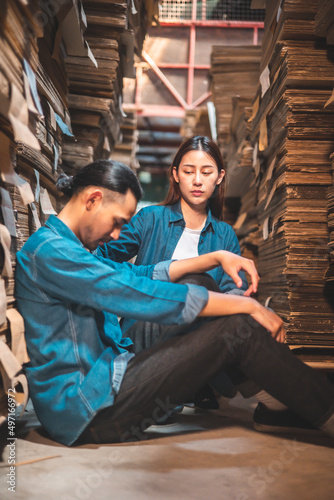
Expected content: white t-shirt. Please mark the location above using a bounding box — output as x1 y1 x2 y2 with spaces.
172 227 201 260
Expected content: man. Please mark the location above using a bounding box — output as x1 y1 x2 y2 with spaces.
15 160 334 446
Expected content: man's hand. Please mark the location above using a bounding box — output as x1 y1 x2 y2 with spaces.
250 300 286 342
200 292 286 343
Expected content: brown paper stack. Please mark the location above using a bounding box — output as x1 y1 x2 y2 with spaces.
0 1 158 397
62 0 155 170
209 45 262 146
110 108 139 170
0 1 60 297
249 2 334 347
325 152 334 301
227 97 259 275
314 0 334 46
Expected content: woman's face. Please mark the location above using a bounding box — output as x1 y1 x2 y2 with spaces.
173 150 224 209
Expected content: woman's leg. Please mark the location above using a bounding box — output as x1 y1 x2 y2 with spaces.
78 313 334 444
125 273 242 404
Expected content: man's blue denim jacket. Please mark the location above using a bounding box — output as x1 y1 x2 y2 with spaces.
15 215 208 446
98 202 247 332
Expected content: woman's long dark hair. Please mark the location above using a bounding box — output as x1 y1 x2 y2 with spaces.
161 136 225 220
56 159 143 202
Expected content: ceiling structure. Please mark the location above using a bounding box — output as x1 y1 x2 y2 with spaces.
123 0 265 202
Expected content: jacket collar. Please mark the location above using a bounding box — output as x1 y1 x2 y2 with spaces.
169 200 215 232
45 215 85 248
169 200 184 223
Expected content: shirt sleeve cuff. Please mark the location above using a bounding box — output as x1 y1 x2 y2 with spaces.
152 260 174 282
226 288 245 296
181 284 209 323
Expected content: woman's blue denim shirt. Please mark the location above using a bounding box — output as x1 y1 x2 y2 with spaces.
98 202 247 332
15 215 208 446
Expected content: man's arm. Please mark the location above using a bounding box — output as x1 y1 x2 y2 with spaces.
168 251 285 341
21 237 283 341
199 291 285 343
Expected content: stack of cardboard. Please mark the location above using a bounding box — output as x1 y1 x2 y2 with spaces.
180 108 211 139
209 45 262 147
110 107 139 170
0 0 158 417
325 151 334 303
314 0 334 45
209 43 262 251
0 0 61 307
260 0 318 72
227 97 259 273
248 0 334 346
57 0 123 168
62 0 157 171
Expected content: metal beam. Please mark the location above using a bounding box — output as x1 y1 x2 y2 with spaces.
189 91 212 109
159 20 264 28
142 50 190 110
253 26 259 45
187 0 197 105
157 63 210 70
134 65 143 108
126 104 186 118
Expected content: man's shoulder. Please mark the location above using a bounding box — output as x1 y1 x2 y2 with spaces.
19 226 64 257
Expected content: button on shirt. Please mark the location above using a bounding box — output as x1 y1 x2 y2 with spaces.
15 215 208 446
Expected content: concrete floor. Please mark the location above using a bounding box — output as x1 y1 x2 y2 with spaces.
1 395 334 500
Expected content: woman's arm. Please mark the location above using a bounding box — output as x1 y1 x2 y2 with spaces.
169 250 259 296
97 210 144 262
169 251 286 341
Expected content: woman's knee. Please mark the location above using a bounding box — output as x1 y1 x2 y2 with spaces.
176 273 221 292
216 313 266 355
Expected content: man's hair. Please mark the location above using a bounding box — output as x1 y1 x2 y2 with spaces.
56 160 143 202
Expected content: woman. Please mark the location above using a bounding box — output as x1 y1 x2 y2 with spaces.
99 136 248 316
98 136 250 407
96 154 327 430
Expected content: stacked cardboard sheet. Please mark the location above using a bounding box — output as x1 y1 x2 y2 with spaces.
226 97 259 273
209 45 262 146
0 1 60 307
249 1 334 346
325 152 334 302
260 0 318 72
314 0 334 46
110 107 139 170
62 0 155 170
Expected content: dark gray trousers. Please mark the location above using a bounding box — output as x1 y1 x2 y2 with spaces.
77 276 334 444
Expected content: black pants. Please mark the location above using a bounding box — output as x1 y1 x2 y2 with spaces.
123 274 259 399
78 277 334 444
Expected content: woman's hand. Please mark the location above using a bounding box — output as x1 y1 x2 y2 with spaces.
215 250 259 297
169 250 258 295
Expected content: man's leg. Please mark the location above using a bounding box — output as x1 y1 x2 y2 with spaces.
125 273 243 402
78 313 334 444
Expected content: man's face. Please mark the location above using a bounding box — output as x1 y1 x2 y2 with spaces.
81 189 137 251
